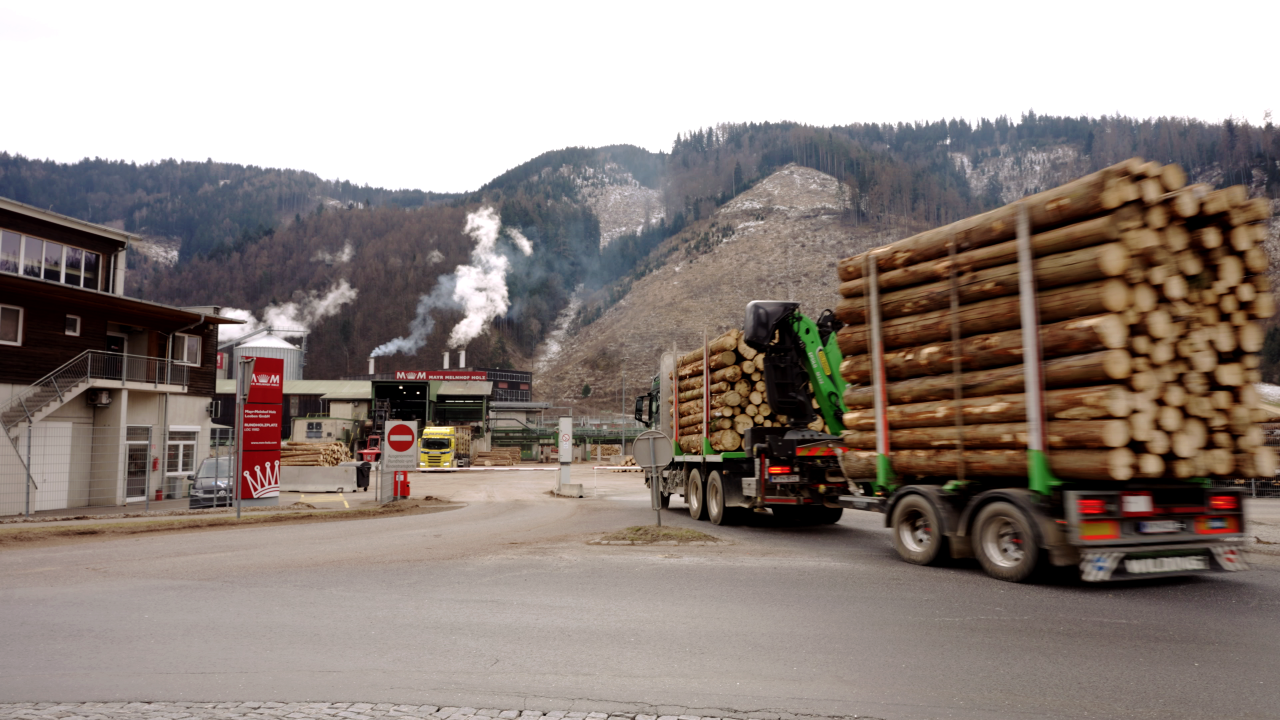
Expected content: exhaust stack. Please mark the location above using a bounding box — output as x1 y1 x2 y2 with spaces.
368 356 375 375
459 349 466 368
442 352 450 370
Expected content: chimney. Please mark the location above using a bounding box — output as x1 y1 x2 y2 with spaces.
459 349 466 368
442 351 450 370
367 356 375 375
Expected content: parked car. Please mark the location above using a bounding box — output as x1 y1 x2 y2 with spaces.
188 456 234 509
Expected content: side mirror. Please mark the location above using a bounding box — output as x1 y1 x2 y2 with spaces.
633 394 651 426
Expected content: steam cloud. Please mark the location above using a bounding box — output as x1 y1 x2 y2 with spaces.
219 279 359 344
312 241 354 264
371 207 533 357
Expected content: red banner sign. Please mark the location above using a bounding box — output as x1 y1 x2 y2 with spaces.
242 405 282 451
239 450 280 499
245 356 285 405
394 370 488 381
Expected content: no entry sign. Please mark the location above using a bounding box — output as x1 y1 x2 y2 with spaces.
383 421 419 472
387 424 417 453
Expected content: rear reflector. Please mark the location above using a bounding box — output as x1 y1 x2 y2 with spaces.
1079 520 1121 540
1194 516 1240 534
1208 495 1239 511
1078 498 1108 515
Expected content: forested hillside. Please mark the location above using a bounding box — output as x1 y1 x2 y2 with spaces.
6 112 1279 388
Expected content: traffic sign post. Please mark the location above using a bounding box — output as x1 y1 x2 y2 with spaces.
632 429 674 526
555 415 583 497
381 421 419 503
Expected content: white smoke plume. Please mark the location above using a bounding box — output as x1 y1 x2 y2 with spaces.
370 206 533 357
312 240 354 264
426 248 445 264
218 279 359 344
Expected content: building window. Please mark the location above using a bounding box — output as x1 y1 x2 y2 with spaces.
166 430 198 474
65 315 80 336
0 304 22 346
172 333 202 365
0 228 102 289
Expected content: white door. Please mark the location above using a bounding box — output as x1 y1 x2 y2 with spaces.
30 422 72 511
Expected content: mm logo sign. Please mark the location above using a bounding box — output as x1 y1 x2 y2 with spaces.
244 356 285 405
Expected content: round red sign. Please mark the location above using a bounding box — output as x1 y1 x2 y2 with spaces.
387 424 416 453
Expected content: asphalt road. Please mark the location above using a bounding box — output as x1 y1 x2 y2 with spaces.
2 467 1278 720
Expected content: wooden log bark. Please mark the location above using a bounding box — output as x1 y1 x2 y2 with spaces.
837 279 1132 354
676 351 738 378
837 214 1126 298
678 382 728 402
677 332 738 367
839 314 1128 384
676 364 743 391
678 391 743 417
836 243 1129 322
841 420 1131 450
879 448 1136 481
842 385 1131 431
838 450 880 478
843 350 1131 408
836 160 1136 282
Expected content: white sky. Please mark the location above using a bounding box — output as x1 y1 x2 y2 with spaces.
2 0 1275 193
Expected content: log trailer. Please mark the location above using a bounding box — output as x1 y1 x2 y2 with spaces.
635 160 1265 583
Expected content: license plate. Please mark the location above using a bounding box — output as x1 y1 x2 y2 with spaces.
1122 553 1209 575
1138 520 1184 534
771 474 801 483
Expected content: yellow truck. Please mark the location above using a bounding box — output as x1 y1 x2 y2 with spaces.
419 426 456 469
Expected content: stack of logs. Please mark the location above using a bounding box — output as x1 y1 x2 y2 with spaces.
280 441 352 467
671 328 814 453
833 157 1278 482
474 447 521 466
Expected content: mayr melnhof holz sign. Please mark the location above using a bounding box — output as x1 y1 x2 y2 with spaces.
241 356 284 499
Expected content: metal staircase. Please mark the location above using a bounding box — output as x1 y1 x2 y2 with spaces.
2 351 188 480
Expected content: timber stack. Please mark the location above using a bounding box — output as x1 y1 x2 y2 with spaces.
280 441 352 467
668 329 826 454
834 157 1277 482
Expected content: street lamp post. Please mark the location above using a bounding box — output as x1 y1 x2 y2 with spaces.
622 357 629 456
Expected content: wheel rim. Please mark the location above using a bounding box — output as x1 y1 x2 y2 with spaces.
708 480 722 519
688 477 700 516
897 509 932 553
981 515 1025 568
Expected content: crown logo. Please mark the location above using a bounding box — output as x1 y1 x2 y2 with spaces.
244 459 280 498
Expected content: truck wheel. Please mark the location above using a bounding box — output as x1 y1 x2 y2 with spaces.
687 468 708 521
706 471 739 525
973 501 1040 582
891 494 946 565
812 506 843 524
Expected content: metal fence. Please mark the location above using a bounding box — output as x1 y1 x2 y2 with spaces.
1 423 217 517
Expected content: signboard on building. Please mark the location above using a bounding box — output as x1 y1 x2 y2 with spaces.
383 421 419 472
239 356 284 501
394 371 488 381
246 357 284 405
241 405 282 451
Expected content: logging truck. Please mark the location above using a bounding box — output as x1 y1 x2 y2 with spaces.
636 158 1269 583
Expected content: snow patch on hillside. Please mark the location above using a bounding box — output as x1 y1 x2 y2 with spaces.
554 163 665 248
130 236 180 266
953 145 1089 204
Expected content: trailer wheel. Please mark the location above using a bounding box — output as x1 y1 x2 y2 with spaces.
706 471 740 525
973 501 1040 582
687 468 708 521
891 494 946 565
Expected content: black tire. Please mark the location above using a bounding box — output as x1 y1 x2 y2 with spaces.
812 506 843 524
891 494 946 565
706 471 741 526
973 501 1041 582
687 468 708 521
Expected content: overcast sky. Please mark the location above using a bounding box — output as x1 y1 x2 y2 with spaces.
2 0 1274 193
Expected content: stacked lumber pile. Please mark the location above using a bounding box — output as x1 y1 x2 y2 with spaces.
612 455 642 472
474 447 521 466
588 444 621 458
669 329 796 454
454 426 472 457
280 441 352 467
834 158 1277 482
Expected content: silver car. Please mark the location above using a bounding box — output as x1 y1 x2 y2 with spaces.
188 456 234 509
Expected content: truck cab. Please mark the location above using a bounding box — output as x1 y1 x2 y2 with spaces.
419 426 456 468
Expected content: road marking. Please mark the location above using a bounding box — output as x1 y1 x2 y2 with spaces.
340 492 349 508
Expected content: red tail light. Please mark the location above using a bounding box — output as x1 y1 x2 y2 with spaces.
767 466 793 475
1209 495 1239 511
1078 498 1107 515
